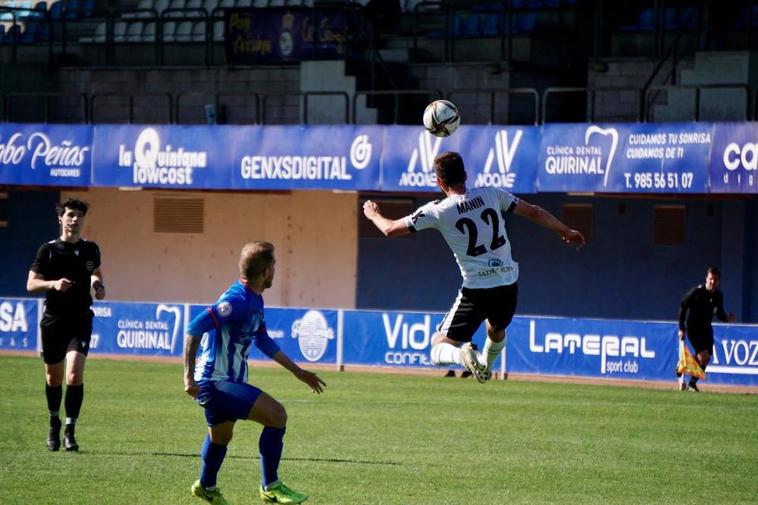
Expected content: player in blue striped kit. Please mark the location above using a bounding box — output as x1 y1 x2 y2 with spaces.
183 241 326 505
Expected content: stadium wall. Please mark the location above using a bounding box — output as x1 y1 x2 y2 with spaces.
0 190 58 299
2 189 755 321
358 194 756 322
2 187 358 309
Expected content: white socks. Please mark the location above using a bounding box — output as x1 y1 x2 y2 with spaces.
430 342 464 366
482 337 505 370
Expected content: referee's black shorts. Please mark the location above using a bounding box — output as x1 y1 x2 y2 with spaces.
437 283 518 343
686 326 714 355
40 310 94 365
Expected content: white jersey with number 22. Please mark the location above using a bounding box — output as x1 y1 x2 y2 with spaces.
403 186 519 289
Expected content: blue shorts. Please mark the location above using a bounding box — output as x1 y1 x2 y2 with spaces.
196 380 263 427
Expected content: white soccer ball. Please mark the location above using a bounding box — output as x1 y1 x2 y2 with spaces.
422 99 461 137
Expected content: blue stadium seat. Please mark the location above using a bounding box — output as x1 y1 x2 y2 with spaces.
212 19 223 40
155 0 170 14
113 21 127 42
191 20 206 41
64 0 79 20
33 2 48 14
81 0 94 16
125 21 144 42
635 8 655 31
619 8 654 32
142 20 156 41
21 21 36 42
49 1 62 19
162 20 177 41
480 12 500 36
91 20 105 42
455 13 480 37
3 24 21 43
174 20 193 41
515 12 535 33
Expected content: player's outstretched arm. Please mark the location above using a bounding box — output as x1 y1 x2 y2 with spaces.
514 199 585 248
272 351 327 394
363 200 411 237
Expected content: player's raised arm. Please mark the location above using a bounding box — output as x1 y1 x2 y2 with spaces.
513 199 585 248
363 200 411 237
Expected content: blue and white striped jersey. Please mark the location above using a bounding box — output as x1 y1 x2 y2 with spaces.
188 280 280 384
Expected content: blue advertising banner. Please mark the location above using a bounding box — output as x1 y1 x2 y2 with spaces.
0 124 91 186
90 302 184 357
341 309 492 369
1 121 756 194
507 316 758 386
231 126 382 191
0 297 37 352
538 123 711 193
506 317 673 381
225 7 354 64
91 125 232 189
709 123 758 193
187 304 338 365
2 297 755 387
709 324 758 385
381 125 539 193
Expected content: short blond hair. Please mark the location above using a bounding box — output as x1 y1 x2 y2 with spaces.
239 241 275 280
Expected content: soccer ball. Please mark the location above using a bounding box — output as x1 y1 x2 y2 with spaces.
422 100 461 137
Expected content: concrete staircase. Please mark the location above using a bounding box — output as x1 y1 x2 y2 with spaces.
652 51 758 121
299 60 378 124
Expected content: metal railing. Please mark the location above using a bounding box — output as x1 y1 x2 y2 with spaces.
352 89 443 123
644 84 751 122
542 86 644 123
5 85 758 125
261 91 351 125
175 91 262 124
2 92 88 123
446 88 539 125
88 93 174 124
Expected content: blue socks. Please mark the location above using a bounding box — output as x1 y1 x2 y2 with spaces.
200 434 228 489
259 426 286 488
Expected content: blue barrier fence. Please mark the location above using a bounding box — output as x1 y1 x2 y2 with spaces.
2 297 756 386
1 122 756 193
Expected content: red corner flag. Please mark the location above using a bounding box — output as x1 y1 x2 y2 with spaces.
676 339 705 380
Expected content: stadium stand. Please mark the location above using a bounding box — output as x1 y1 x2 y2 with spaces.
0 0 758 125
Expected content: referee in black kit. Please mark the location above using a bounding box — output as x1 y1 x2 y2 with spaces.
27 198 106 451
678 266 735 392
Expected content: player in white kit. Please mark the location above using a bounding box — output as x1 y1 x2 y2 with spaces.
363 151 585 382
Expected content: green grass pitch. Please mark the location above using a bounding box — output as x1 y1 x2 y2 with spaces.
0 355 756 504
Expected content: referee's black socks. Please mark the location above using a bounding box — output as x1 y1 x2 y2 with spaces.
45 384 62 423
64 384 84 423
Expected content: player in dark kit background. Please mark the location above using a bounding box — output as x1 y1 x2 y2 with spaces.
27 198 106 451
678 266 735 392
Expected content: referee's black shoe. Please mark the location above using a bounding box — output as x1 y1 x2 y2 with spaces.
46 418 61 451
63 425 79 452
